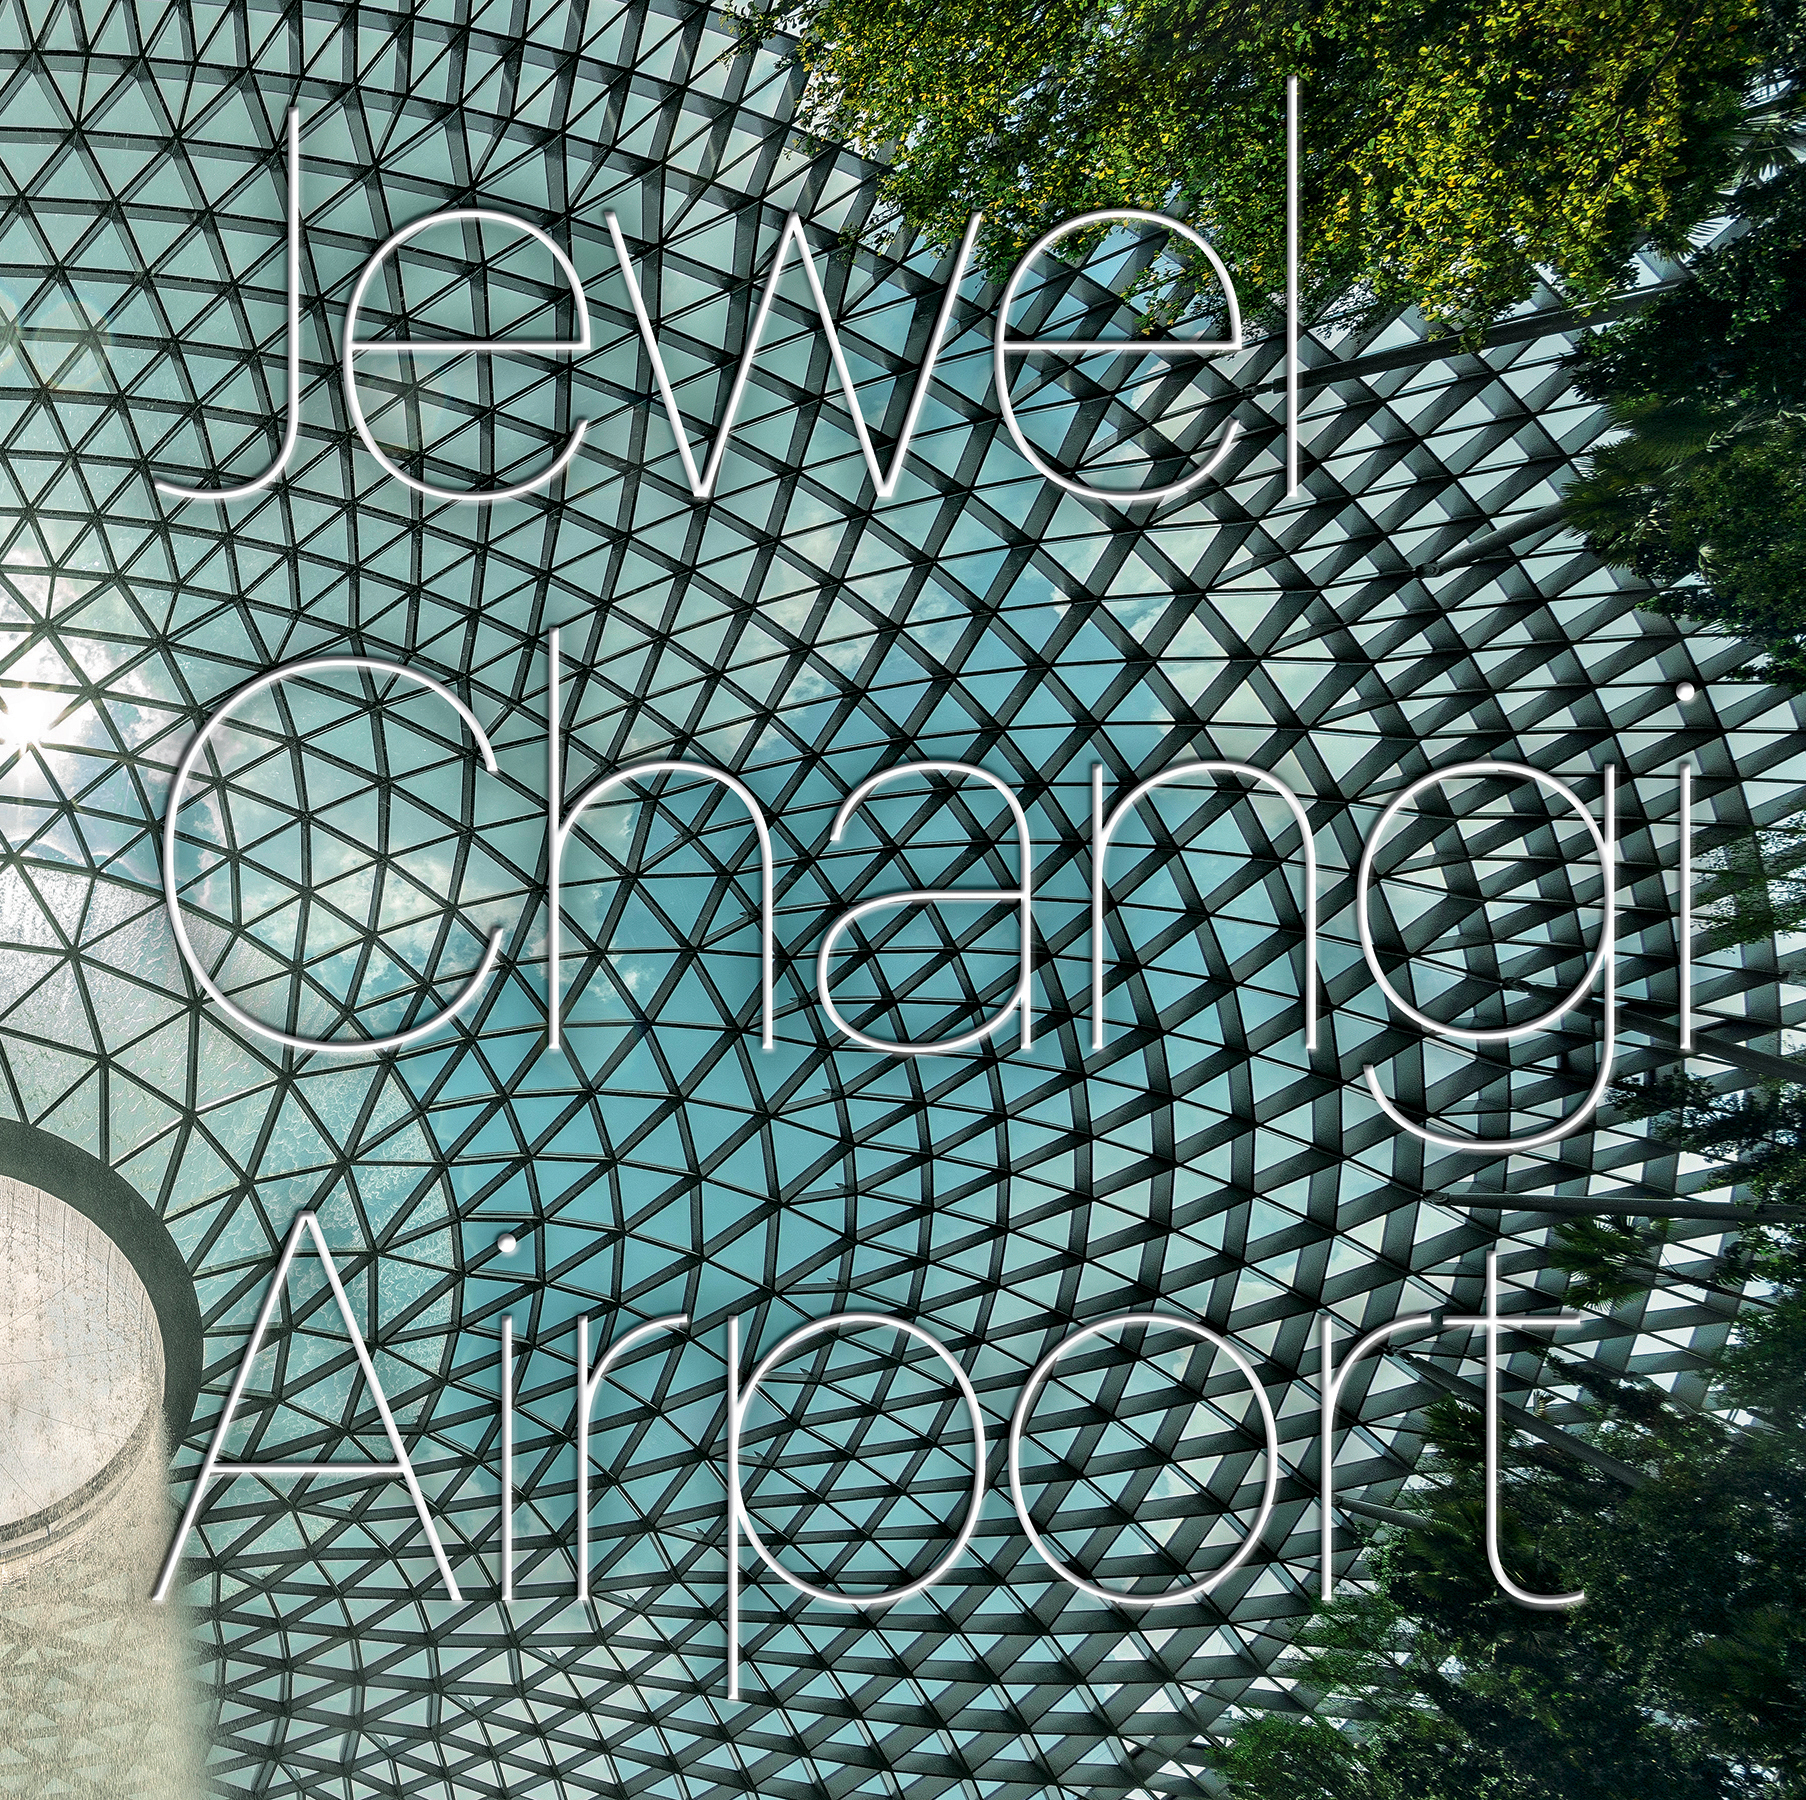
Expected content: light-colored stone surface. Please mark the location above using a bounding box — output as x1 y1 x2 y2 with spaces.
0 1423 203 1798
0 1180 201 1797
0 1174 162 1530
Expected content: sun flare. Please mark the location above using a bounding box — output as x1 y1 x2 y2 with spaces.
0 686 63 756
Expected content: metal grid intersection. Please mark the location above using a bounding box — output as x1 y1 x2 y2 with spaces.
0 1 1796 1795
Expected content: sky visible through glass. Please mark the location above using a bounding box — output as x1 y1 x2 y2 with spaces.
0 2 1798 1796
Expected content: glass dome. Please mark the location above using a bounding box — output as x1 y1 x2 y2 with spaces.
0 2 1795 1796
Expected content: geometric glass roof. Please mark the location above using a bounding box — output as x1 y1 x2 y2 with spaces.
0 3 1797 1797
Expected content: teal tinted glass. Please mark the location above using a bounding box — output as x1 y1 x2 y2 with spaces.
0 4 1794 1797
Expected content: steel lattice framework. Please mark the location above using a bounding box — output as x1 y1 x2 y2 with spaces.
0 2 1800 1797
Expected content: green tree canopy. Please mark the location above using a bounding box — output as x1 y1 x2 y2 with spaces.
731 0 1771 331
1564 163 1806 683
1204 1191 1806 1800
